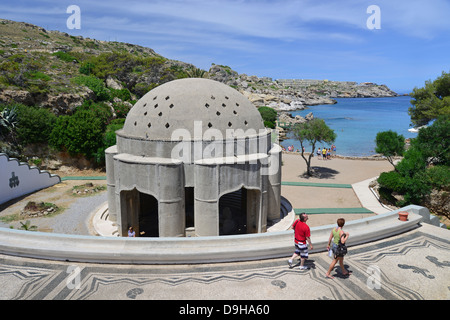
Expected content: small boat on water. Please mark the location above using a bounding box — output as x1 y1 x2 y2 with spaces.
408 125 427 133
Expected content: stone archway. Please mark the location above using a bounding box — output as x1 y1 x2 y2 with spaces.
218 187 260 235
139 192 158 237
120 189 158 237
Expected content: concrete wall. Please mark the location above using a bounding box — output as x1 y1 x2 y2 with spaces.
0 153 60 205
115 130 272 160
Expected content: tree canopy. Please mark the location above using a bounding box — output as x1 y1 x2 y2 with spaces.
409 71 450 127
375 130 405 169
376 116 449 211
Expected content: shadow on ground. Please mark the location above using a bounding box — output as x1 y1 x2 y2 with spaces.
299 167 340 180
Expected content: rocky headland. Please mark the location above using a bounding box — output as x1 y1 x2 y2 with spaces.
208 64 398 112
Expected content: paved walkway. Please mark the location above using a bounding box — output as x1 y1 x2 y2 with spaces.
0 223 448 301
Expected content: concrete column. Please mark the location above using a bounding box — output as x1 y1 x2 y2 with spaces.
194 164 219 236
158 163 185 237
267 144 282 221
105 146 117 222
259 176 269 233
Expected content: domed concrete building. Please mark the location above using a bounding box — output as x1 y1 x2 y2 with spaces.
105 78 282 237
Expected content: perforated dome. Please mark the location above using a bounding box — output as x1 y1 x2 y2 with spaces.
121 78 265 141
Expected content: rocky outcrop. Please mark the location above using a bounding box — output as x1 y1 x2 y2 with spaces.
0 88 95 115
423 190 450 218
278 111 314 125
208 65 338 111
0 89 34 105
207 65 394 112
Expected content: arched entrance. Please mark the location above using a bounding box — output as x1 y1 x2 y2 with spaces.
218 187 260 235
120 189 158 237
139 192 158 237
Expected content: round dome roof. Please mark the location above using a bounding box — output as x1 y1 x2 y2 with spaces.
121 78 265 141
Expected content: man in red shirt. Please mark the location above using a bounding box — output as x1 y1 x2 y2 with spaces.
288 213 313 270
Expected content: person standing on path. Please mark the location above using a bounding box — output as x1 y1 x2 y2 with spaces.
325 218 350 278
288 213 313 270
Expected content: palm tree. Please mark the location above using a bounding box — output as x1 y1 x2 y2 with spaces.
186 67 208 78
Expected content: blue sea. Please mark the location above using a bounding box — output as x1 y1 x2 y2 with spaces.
280 95 418 157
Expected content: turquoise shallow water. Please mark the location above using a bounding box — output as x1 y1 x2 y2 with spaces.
280 96 418 157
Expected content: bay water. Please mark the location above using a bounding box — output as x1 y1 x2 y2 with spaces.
280 95 418 157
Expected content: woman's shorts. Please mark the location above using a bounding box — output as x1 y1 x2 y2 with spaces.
294 243 308 259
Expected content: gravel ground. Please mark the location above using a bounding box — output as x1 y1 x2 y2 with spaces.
0 180 107 235
30 192 107 235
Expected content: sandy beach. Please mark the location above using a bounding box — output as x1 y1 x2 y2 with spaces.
280 152 393 227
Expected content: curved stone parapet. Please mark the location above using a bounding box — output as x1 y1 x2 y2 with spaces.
0 207 424 264
0 153 61 205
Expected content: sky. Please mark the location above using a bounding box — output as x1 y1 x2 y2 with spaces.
1 0 449 93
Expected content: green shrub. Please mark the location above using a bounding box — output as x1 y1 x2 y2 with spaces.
79 62 95 75
258 106 277 128
109 88 131 101
52 51 78 63
75 100 113 125
377 171 405 193
264 120 275 129
424 166 450 191
72 75 110 101
112 102 132 118
396 148 427 178
93 119 124 165
133 82 158 98
25 71 51 81
49 110 105 159
399 173 431 206
81 51 166 80
13 104 56 145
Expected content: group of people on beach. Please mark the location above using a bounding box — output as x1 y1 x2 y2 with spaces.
316 144 336 160
288 213 350 279
283 145 300 152
282 144 337 160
